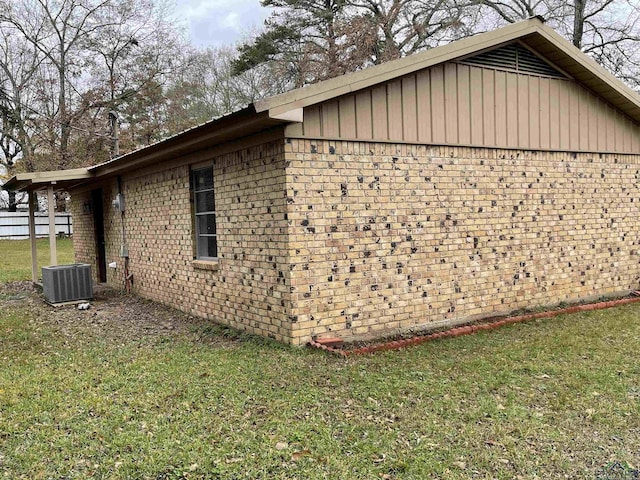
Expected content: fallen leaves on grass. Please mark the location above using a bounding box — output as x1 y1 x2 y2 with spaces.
291 450 311 461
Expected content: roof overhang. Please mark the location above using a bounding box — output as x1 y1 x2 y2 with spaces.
255 17 640 124
89 106 288 178
3 107 290 192
2 168 92 192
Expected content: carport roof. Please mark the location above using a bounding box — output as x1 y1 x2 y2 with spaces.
2 168 91 192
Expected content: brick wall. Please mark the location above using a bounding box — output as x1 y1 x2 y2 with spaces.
71 139 294 342
69 191 96 277
103 183 123 286
70 185 121 285
285 140 640 342
71 136 640 345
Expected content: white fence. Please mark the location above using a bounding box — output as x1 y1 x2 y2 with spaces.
0 211 73 239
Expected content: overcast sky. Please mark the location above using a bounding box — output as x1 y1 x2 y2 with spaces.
175 0 270 48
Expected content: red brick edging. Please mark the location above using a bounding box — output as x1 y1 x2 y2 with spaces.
308 295 640 356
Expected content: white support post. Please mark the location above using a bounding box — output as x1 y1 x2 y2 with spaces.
47 184 57 266
28 190 38 283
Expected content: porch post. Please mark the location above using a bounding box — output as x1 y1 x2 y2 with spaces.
28 190 38 283
47 184 57 266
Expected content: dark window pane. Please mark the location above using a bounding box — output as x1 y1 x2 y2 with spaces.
196 190 215 213
198 235 217 258
207 237 217 258
193 168 213 190
198 214 216 235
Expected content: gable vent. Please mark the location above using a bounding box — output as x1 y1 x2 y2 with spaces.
460 43 566 78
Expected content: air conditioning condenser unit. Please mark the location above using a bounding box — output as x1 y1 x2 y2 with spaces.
42 264 93 304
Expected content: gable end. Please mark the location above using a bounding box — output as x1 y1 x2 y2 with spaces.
290 60 640 153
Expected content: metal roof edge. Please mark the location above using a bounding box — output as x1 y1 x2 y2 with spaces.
88 105 260 174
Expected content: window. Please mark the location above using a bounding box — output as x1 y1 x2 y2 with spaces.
192 166 217 260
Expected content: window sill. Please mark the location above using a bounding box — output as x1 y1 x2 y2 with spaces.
192 259 220 272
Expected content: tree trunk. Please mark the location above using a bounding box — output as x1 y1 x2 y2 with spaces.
54 191 67 213
7 191 17 212
59 44 69 169
573 0 586 48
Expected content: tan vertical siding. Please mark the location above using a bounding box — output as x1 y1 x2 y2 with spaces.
482 69 495 146
578 88 589 149
615 110 624 151
444 63 458 143
431 65 446 143
303 105 321 137
387 79 403 140
606 103 616 151
549 80 560 149
402 76 418 141
589 92 599 151
518 74 529 147
457 64 471 145
416 70 432 143
621 114 628 151
549 80 571 150
323 99 340 138
355 90 373 139
470 67 484 145
506 73 518 148
625 117 633 152
550 80 577 150
529 76 540 147
597 102 607 151
371 85 388 139
568 82 580 150
339 95 356 138
299 61 640 153
494 70 507 146
539 78 550 149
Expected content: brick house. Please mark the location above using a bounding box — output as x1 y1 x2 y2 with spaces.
5 17 640 345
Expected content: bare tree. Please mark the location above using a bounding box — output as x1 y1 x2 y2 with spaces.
0 0 188 174
82 0 185 155
0 0 191 212
350 0 474 62
232 0 478 85
473 0 640 89
0 0 120 170
0 24 43 209
231 0 352 87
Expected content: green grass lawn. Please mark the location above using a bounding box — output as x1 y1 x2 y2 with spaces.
1 290 639 479
0 238 75 282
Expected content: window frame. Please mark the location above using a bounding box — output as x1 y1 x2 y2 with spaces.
191 164 218 261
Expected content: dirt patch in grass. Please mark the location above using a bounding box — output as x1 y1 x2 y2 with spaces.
0 281 237 348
